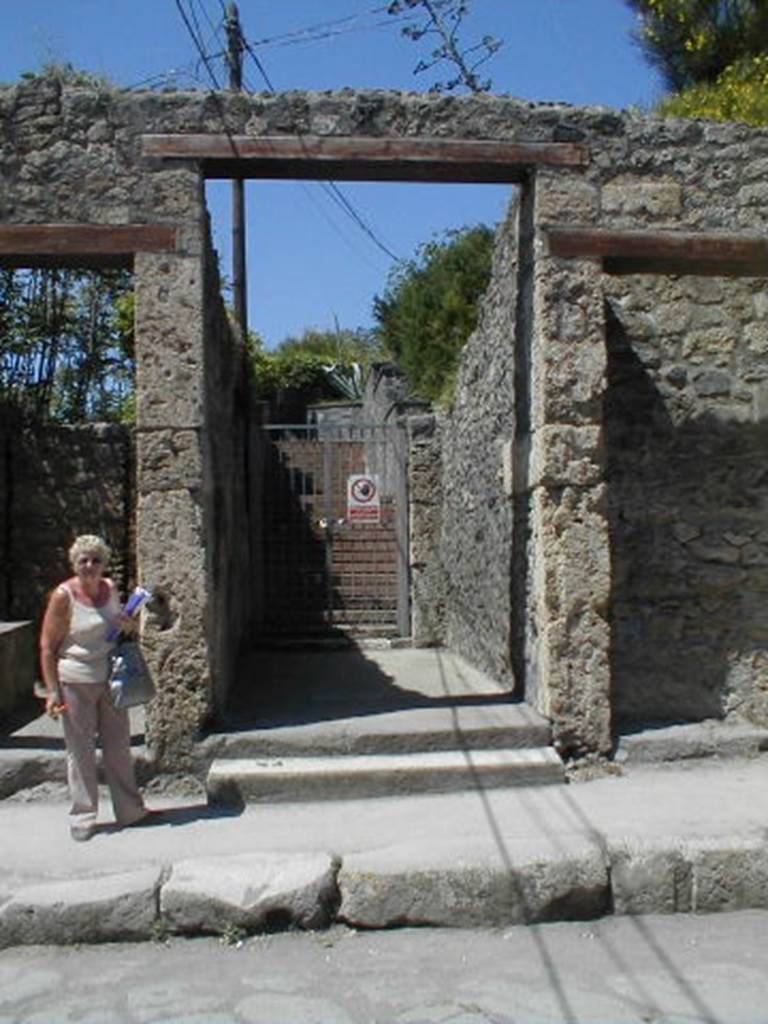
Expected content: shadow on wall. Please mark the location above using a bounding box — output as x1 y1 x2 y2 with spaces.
605 301 768 729
260 436 332 639
0 405 133 625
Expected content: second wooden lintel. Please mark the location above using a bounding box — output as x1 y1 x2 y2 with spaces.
0 224 179 269
142 134 590 183
545 227 768 278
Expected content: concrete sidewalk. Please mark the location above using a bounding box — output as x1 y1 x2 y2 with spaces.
1 753 767 946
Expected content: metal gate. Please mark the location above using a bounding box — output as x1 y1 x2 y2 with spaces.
261 422 409 639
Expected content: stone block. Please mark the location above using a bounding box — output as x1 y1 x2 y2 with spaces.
528 485 612 753
688 838 768 914
134 253 205 430
536 175 600 223
531 263 606 427
602 178 682 220
609 840 692 915
0 869 161 948
338 838 609 928
136 428 204 495
529 425 604 489
160 853 339 933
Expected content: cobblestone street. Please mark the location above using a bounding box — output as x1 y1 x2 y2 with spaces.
3 911 768 1024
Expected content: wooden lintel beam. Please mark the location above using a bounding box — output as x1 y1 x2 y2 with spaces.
0 225 178 269
142 134 589 182
546 227 768 277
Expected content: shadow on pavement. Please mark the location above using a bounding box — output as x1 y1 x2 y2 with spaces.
220 645 518 732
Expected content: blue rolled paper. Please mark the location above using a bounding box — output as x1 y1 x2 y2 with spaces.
107 585 152 641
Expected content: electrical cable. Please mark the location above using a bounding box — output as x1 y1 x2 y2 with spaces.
173 0 223 90
240 30 400 262
174 0 401 267
242 38 277 94
248 4 391 46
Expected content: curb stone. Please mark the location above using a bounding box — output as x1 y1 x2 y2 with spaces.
160 852 340 934
608 836 768 916
0 868 162 948
337 837 610 928
2 835 768 948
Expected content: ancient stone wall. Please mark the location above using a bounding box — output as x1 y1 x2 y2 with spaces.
439 199 520 685
0 404 132 626
603 274 768 727
200 233 263 710
3 76 768 757
439 109 768 749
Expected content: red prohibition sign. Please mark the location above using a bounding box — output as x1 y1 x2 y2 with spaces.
351 477 376 503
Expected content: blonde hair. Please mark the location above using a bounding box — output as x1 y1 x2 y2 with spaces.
68 534 111 571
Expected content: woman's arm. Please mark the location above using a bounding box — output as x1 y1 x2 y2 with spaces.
39 587 70 716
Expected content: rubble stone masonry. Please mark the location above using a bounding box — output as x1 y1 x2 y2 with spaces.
2 75 767 759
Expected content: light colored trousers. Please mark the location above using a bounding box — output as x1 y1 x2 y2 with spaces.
61 682 145 829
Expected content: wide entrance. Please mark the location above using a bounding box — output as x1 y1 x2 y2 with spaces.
261 420 409 641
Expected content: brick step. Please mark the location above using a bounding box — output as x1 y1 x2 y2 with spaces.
206 748 565 804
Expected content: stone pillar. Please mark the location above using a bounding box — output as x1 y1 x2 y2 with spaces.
134 246 211 768
526 230 612 756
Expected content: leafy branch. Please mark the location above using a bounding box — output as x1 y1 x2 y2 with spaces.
388 0 502 93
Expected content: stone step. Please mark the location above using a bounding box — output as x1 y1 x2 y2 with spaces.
206 747 565 804
615 719 768 764
211 703 552 758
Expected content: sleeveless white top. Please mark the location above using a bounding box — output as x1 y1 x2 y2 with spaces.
57 582 121 684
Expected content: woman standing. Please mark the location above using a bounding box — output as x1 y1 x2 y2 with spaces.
40 534 147 841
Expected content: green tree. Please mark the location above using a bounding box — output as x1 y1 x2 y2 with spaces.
657 53 768 124
251 327 385 412
0 268 135 422
373 224 495 404
276 326 383 364
626 0 768 91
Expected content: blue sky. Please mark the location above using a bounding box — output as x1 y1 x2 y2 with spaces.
3 1 663 347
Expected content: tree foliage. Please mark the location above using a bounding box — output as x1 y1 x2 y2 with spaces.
251 327 385 410
626 0 768 91
0 269 135 422
373 224 495 404
627 1 768 125
388 0 501 93
656 53 768 125
275 327 384 364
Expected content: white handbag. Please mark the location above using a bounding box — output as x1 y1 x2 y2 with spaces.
108 641 156 708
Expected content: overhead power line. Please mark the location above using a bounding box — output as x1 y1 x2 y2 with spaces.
173 0 224 90
245 3 418 51
173 0 401 266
